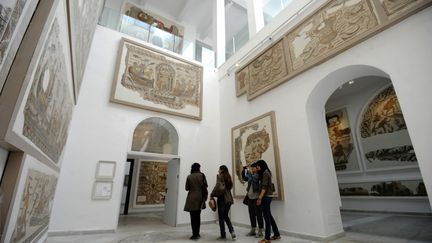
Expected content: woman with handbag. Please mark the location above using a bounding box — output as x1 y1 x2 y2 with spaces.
184 163 208 240
256 160 281 243
210 165 236 241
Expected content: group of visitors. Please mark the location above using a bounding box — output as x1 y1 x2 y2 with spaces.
184 160 281 243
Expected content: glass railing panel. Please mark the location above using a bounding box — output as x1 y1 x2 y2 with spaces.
98 7 215 68
149 26 175 51
119 15 151 42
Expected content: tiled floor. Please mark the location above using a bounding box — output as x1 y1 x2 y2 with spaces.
46 212 432 243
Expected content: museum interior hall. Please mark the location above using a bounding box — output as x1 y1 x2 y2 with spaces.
1 0 432 242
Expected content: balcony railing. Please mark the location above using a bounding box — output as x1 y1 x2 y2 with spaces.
98 7 215 67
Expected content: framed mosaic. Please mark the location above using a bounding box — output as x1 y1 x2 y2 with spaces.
66 0 105 101
92 180 113 200
1 154 58 243
110 38 203 120
231 111 283 200
234 0 432 101
1 0 74 170
95 160 116 180
0 0 39 93
325 107 362 174
234 66 249 97
339 180 427 197
133 160 167 207
358 85 418 172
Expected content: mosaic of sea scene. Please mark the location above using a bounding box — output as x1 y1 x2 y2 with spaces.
23 18 73 164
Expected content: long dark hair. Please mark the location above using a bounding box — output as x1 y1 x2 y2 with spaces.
256 160 271 180
219 165 232 190
191 163 201 173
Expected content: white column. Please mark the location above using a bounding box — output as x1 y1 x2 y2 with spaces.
182 24 196 60
214 0 226 67
246 0 264 38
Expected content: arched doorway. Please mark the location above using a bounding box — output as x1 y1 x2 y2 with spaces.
306 65 431 240
119 117 180 226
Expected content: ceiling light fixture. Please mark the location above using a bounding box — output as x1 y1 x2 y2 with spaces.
348 80 355 85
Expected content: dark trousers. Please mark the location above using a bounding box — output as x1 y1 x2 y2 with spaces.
261 196 280 240
190 210 201 237
248 198 263 228
217 198 234 237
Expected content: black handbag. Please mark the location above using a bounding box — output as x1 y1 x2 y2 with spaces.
242 195 249 205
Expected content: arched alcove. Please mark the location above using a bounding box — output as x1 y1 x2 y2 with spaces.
306 65 430 236
131 117 179 155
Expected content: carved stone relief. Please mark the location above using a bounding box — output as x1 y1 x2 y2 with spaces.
286 0 378 72
23 18 74 164
247 40 289 98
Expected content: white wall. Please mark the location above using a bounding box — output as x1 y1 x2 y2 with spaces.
49 26 221 233
219 6 432 239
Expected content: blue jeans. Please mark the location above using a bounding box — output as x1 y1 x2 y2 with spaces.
217 198 234 237
261 196 280 240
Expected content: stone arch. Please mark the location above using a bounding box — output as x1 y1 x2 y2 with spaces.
131 117 179 155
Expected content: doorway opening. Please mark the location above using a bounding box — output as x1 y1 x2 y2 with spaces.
307 65 431 241
118 117 180 227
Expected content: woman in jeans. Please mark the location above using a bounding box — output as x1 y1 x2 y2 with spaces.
210 165 236 241
242 162 264 237
256 160 281 243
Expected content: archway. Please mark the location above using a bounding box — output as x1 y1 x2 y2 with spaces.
119 117 180 226
306 65 431 240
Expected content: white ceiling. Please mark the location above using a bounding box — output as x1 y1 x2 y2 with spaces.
326 76 391 105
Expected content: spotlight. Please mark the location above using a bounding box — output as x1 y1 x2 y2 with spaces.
348 80 355 85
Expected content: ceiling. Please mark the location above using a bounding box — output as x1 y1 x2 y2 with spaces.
326 76 391 105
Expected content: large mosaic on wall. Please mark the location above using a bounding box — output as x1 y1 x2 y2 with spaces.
66 0 105 100
326 108 361 173
111 38 203 120
231 111 283 199
22 17 74 165
359 85 417 171
235 0 431 100
0 0 39 92
1 156 58 243
135 161 167 206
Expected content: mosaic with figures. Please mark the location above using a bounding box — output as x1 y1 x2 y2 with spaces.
12 169 58 242
235 0 431 100
111 38 203 120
